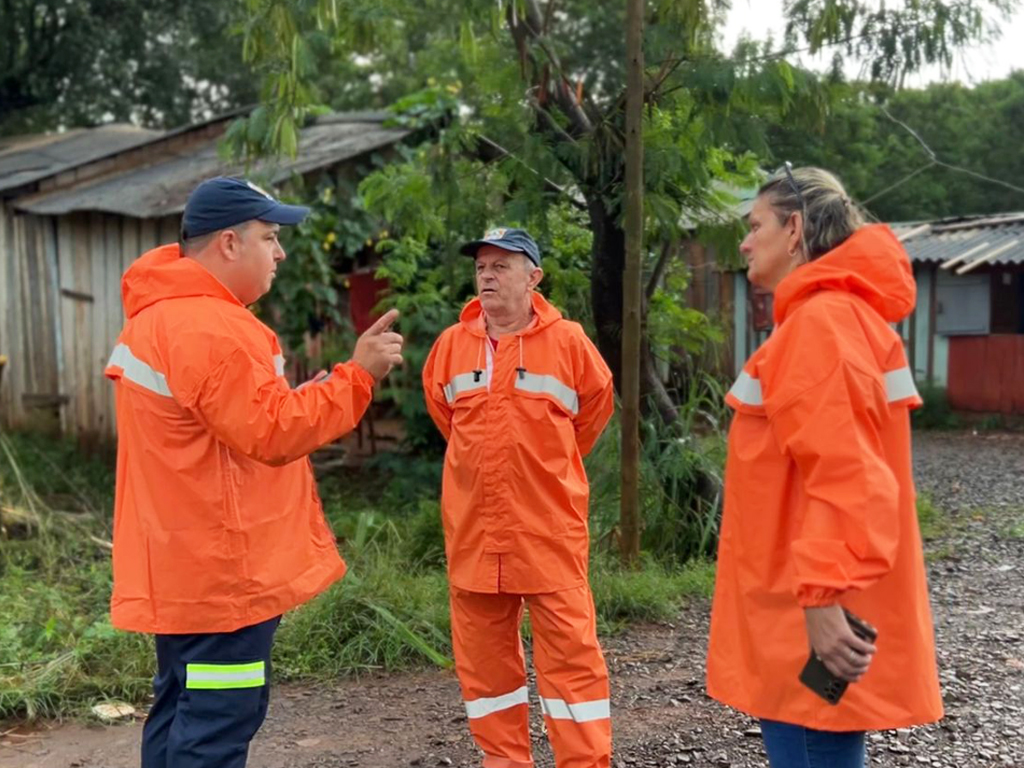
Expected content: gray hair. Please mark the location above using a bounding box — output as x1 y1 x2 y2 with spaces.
758 166 865 261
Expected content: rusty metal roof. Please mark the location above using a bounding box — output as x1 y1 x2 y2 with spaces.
12 116 409 218
892 213 1024 273
0 124 162 194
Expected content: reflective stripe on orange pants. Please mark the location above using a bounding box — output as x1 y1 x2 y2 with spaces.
450 584 611 768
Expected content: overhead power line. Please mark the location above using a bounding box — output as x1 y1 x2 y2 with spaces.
862 106 1024 208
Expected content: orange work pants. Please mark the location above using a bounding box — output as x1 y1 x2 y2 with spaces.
449 584 611 768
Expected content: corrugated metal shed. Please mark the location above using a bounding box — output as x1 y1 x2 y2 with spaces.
14 117 409 218
0 124 161 193
892 213 1024 273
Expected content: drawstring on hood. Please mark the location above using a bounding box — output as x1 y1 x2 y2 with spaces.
474 339 485 383
460 292 561 388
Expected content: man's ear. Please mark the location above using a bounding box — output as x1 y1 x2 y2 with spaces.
528 267 544 290
218 228 243 263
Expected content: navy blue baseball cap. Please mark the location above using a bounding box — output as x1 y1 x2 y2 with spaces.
459 227 541 266
181 177 310 240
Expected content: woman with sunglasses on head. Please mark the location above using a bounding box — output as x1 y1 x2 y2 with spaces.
706 166 943 768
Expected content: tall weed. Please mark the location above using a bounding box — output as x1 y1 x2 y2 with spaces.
589 372 727 563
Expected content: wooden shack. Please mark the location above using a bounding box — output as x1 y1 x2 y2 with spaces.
0 113 408 438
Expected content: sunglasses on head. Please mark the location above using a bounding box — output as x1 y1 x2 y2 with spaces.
780 161 807 215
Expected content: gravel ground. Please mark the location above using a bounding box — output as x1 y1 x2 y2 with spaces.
2 430 1022 768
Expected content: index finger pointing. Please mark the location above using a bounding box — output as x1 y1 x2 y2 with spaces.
366 308 400 335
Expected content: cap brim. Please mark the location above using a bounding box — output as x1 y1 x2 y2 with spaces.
257 201 310 226
459 239 524 257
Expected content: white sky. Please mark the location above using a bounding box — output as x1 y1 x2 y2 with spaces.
721 1 1024 86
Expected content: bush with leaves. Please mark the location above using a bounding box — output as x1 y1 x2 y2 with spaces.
257 165 390 361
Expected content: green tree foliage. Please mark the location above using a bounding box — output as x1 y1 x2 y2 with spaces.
783 0 1013 86
261 172 385 354
770 72 1024 221
235 0 1015 423
0 0 258 135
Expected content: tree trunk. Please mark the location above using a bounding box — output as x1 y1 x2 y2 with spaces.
620 0 644 567
589 197 625 392
589 197 679 425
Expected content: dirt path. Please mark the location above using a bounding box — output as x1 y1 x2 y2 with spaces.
3 432 1022 768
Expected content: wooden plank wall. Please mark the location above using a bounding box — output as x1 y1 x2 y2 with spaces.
0 210 181 439
0 202 22 425
683 240 737 378
0 204 62 430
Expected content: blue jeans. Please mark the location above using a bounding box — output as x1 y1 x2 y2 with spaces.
760 719 867 768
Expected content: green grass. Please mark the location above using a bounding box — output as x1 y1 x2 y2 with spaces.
0 430 149 720
990 506 1024 540
0 430 716 721
591 555 715 632
587 383 728 566
916 493 960 562
911 384 960 430
273 554 453 678
916 493 948 541
916 498 1024 559
1004 521 1024 539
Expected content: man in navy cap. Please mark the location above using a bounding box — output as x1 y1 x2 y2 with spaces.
422 227 615 768
178 176 315 304
105 176 403 768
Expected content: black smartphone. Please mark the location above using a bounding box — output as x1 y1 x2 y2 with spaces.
798 609 878 705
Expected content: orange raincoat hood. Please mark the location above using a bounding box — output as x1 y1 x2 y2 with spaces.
456 291 563 336
774 224 916 325
121 244 242 318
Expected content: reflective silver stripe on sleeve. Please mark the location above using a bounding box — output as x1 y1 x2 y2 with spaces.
513 372 579 415
107 344 172 398
884 366 918 403
727 371 763 406
730 366 917 406
464 686 529 719
539 696 610 722
443 371 489 404
273 354 285 377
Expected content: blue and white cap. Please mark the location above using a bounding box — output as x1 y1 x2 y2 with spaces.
459 227 541 266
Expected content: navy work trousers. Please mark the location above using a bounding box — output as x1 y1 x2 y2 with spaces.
140 615 280 768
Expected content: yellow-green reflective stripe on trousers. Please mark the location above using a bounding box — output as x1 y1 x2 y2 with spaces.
185 661 266 690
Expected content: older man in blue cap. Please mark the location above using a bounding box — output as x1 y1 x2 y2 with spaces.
422 227 615 768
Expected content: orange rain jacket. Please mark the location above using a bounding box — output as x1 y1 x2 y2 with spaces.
422 292 614 594
105 244 375 635
707 224 943 731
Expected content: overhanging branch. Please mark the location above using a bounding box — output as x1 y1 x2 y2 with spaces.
508 0 595 138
